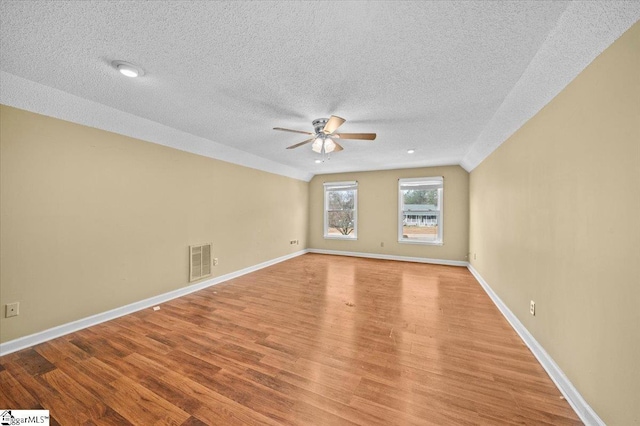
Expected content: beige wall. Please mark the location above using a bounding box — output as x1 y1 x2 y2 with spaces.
309 166 469 262
469 22 640 425
0 105 308 343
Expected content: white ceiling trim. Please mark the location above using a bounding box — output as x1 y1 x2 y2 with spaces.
0 71 314 182
461 1 640 171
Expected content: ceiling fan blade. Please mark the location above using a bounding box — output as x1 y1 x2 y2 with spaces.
334 132 377 140
332 141 344 152
323 115 346 134
274 127 313 135
286 138 315 149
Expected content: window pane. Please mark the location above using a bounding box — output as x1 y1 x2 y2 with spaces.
402 189 438 207
401 223 439 242
327 210 355 236
328 190 354 210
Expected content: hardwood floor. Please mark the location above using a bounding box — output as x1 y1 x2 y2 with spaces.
0 254 581 425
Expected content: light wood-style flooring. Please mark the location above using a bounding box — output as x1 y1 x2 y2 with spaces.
0 254 581 425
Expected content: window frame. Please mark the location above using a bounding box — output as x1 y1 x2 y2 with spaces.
398 177 443 246
323 181 358 240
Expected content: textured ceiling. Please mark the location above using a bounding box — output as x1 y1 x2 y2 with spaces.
1 1 638 181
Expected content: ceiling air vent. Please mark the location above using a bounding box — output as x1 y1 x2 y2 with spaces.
189 243 212 282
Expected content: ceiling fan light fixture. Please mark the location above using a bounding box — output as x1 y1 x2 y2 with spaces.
311 137 324 153
324 138 336 153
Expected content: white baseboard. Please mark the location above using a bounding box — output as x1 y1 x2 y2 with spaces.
467 264 604 426
307 248 469 267
0 249 309 356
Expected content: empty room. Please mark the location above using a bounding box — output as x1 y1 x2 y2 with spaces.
1 1 638 425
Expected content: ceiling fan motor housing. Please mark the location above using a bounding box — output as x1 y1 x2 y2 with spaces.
312 118 329 134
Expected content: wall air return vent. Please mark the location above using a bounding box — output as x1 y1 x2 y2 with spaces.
189 243 212 282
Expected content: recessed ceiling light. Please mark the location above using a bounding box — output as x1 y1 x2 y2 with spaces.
314 159 322 164
407 149 415 154
111 60 144 78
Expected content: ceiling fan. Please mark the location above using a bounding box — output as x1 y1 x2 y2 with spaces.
274 115 376 154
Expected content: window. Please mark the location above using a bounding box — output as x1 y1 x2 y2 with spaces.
324 181 358 239
398 177 443 245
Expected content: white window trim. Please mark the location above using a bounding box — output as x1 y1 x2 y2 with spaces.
324 181 358 240
398 177 443 246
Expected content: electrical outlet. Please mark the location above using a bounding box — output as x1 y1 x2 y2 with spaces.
213 258 219 266
6 302 19 318
530 300 535 316
380 242 384 247
473 253 477 260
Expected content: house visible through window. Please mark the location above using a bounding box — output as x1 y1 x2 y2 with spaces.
398 177 443 244
324 181 358 239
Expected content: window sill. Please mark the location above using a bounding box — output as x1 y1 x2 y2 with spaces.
324 235 357 241
398 239 443 246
